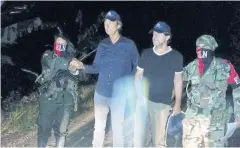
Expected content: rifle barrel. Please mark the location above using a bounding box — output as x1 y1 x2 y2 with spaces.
79 48 97 61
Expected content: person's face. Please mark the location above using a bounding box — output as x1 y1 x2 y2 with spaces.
152 31 169 47
104 19 119 36
54 37 67 51
54 37 67 58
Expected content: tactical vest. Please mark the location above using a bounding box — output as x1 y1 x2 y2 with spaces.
184 57 231 111
38 50 79 111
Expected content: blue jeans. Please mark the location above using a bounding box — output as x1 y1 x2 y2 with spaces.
92 91 127 147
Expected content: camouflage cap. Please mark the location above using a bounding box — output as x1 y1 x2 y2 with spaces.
196 35 218 51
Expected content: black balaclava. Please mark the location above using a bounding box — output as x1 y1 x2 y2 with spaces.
196 47 214 75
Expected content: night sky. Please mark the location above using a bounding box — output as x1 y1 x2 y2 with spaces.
1 1 240 98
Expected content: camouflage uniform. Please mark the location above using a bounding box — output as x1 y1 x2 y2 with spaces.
37 50 79 147
182 35 240 147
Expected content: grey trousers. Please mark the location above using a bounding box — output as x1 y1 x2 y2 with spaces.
92 91 127 147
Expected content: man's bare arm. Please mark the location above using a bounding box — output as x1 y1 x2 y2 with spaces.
173 72 183 115
135 67 144 97
135 67 144 80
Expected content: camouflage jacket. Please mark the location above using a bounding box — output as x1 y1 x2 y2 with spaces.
37 50 79 111
183 57 240 117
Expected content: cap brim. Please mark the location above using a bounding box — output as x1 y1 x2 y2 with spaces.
148 29 165 34
149 28 171 35
105 16 117 21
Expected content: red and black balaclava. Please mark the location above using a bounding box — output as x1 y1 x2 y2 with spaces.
196 35 218 75
196 47 215 75
53 42 68 57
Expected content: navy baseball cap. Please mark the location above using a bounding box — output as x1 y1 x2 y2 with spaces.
151 21 171 35
104 10 121 21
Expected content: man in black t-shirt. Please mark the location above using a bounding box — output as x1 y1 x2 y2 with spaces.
134 21 183 147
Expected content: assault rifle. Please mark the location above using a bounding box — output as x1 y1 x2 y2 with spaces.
37 70 72 94
37 48 97 94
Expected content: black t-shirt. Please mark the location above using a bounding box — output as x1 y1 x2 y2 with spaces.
138 47 183 104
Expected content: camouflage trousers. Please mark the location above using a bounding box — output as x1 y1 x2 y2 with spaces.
182 108 226 148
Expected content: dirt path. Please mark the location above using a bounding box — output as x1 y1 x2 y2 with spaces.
1 108 96 147
1 106 240 147
1 107 127 147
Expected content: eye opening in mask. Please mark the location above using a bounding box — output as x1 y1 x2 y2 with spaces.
54 43 67 51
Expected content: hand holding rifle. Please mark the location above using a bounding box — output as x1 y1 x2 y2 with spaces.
69 58 84 71
68 48 97 71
